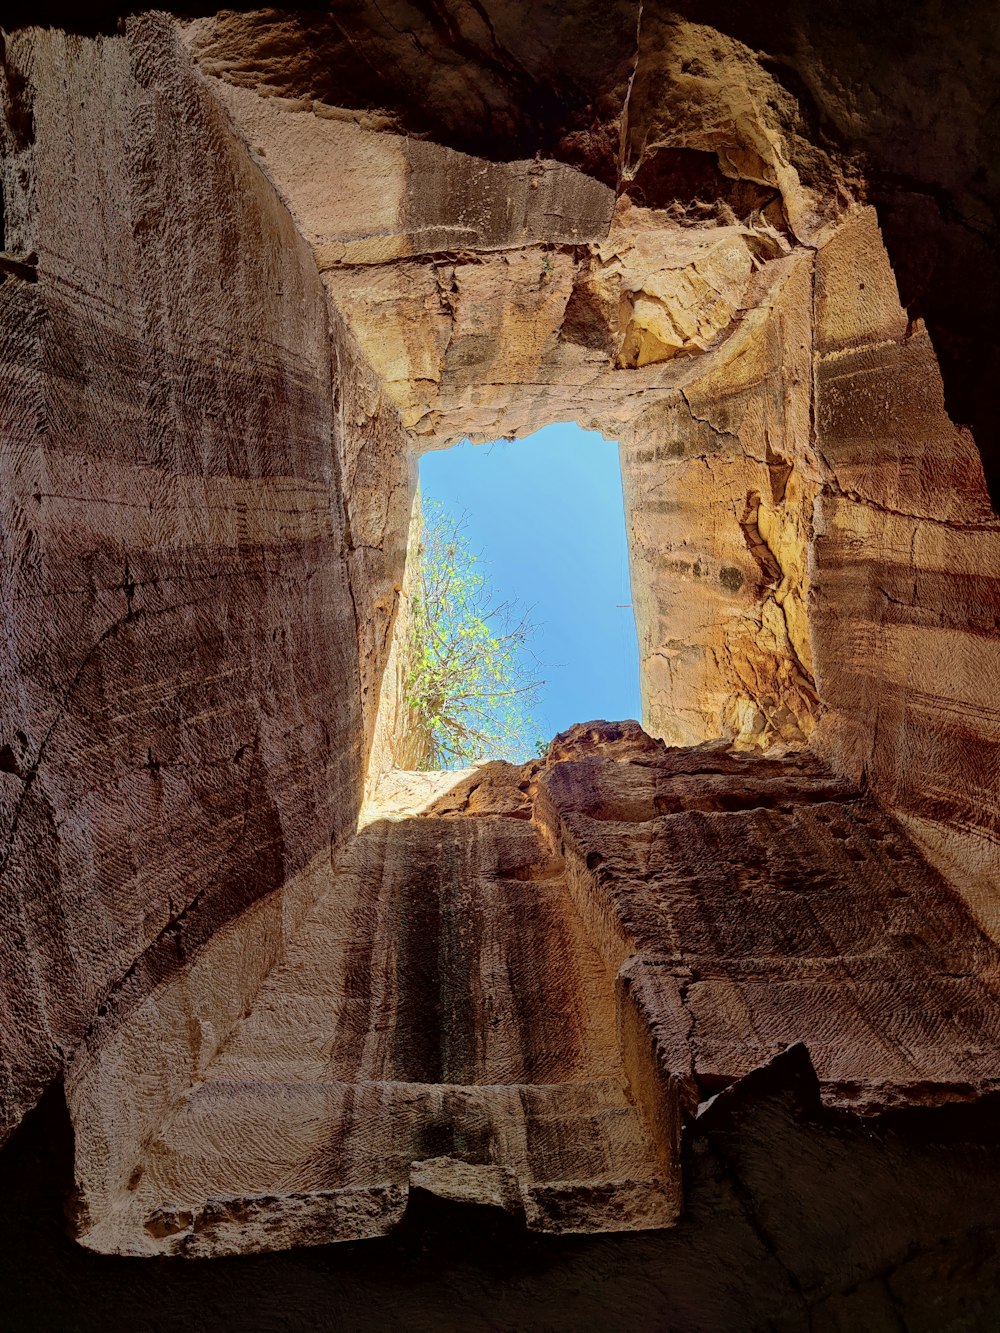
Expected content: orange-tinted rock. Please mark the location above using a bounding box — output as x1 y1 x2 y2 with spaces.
67 727 1000 1256
3 7 1000 1318
808 209 1000 940
72 774 678 1256
0 16 410 1148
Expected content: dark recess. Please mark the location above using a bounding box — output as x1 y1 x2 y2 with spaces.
624 145 780 221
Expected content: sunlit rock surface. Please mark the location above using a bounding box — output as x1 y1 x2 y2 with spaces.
68 725 1000 1257
2 1 1000 1322
0 15 407 1150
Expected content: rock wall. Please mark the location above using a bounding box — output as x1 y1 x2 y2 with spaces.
363 485 434 789
620 202 1000 952
185 0 1000 503
64 723 1000 1259
620 248 819 748
183 7 1000 847
0 16 409 1148
2 5 1000 1308
808 209 1000 937
662 0 1000 509
189 37 830 452
10 1053 1000 1329
76 753 678 1256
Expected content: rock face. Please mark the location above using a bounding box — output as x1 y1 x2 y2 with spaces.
198 66 804 451
0 16 411 1148
538 724 1000 1113
182 11 1000 944
68 725 1000 1256
2 1 1000 1318
71 750 674 1256
11 1046 1000 1331
808 215 1000 940
619 247 820 750
186 0 1000 499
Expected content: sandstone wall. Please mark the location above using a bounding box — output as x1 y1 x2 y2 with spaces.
4 0 1000 1195
191 58 823 453
66 723 1000 1258
0 16 408 1148
10 1053 1000 1328
363 485 432 790
808 209 1000 937
196 32 1000 956
620 249 820 748
187 0 1000 512
621 204 1000 939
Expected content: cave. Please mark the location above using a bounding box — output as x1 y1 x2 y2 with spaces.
3 4 1000 1328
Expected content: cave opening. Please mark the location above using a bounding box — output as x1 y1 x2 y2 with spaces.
411 421 640 769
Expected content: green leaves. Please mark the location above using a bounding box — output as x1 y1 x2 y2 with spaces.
404 500 544 770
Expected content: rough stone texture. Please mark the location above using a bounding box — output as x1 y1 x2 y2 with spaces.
188 15 1000 932
3 2 1000 1317
191 31 839 776
8 1054 1000 1329
180 6 1000 891
333 333 415 772
67 726 1000 1259
72 752 677 1256
661 0 1000 510
0 17 410 1149
201 81 617 270
622 10 845 244
181 1 641 188
808 209 1000 940
361 485 426 789
538 725 1000 1115
620 247 820 748
201 65 805 449
188 19 828 449
185 0 1000 503
620 201 1000 949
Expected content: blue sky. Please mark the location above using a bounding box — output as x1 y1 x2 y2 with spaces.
418 422 640 754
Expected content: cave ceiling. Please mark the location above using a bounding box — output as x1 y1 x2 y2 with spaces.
136 0 997 501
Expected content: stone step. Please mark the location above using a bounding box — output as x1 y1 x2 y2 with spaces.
135 1076 674 1254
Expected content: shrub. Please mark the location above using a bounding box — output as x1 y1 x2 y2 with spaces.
405 500 543 769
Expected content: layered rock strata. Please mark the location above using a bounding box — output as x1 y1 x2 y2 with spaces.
190 24 1000 936
808 216 1000 939
71 751 678 1256
538 724 1000 1114
185 1 1000 507
68 725 1000 1256
0 16 411 1149
1 4 1000 1295
198 65 806 451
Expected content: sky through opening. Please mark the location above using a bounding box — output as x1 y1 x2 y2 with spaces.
418 422 641 756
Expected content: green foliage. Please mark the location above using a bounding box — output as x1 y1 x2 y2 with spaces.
405 500 544 770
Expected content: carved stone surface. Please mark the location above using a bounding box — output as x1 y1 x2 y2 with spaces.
72 751 677 1256
0 16 411 1148
68 726 1000 1257
2 3 1000 1317
540 725 1000 1114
